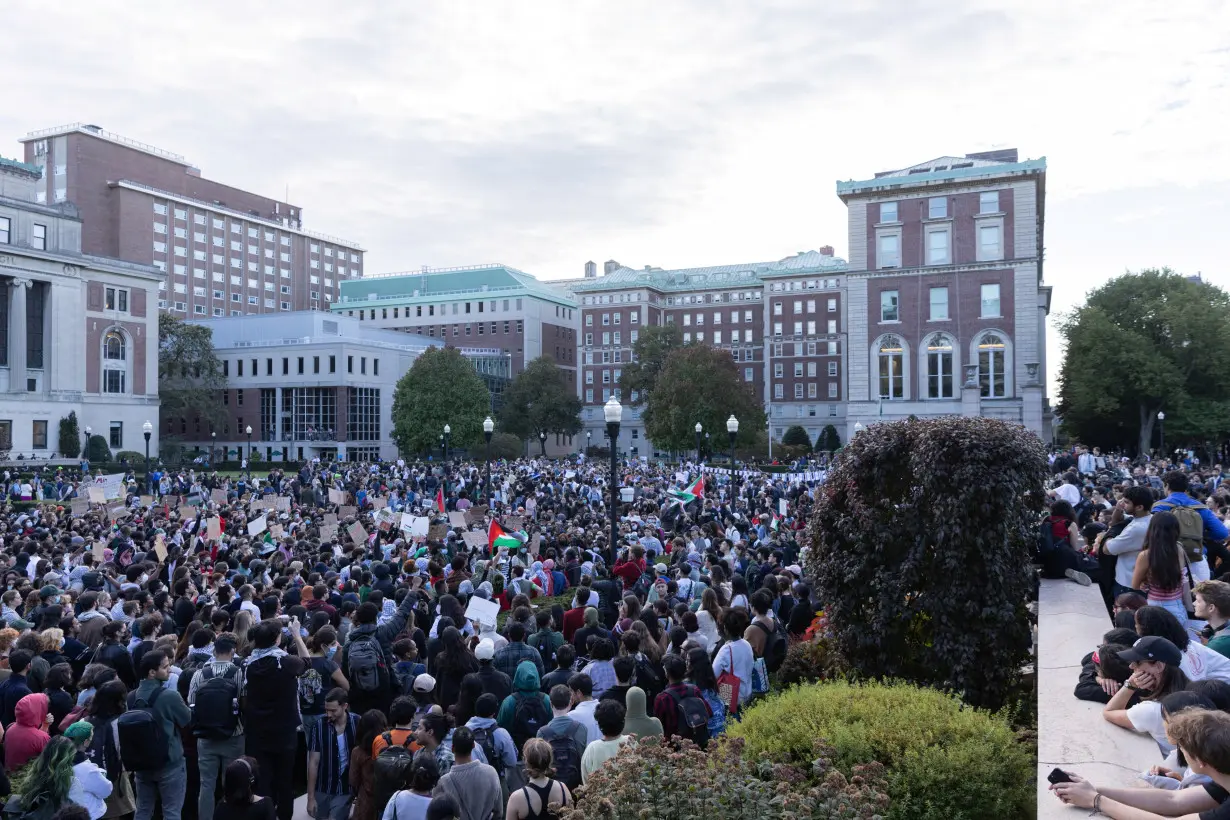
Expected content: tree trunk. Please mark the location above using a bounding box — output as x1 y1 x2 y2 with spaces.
1138 403 1155 457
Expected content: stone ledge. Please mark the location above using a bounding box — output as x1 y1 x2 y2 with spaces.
1037 579 1160 817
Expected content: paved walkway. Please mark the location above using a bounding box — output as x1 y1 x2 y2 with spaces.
1037 578 1159 818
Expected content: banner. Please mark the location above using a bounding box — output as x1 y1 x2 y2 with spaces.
92 473 127 500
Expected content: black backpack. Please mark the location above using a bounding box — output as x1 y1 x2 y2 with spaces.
192 665 241 740
117 687 170 772
666 687 711 749
539 726 582 790
510 692 551 753
532 632 558 668
371 733 415 814
632 656 664 699
753 620 788 674
347 634 387 694
471 725 504 777
1037 518 1060 558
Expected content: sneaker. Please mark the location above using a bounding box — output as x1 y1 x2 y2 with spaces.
1065 568 1092 586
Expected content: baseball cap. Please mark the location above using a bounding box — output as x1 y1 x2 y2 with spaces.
413 673 436 693
1118 636 1182 667
475 639 496 661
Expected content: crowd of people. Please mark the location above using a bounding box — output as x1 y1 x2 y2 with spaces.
1045 448 1230 818
0 453 819 820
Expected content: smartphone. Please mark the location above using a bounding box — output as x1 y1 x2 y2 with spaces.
1047 768 1072 785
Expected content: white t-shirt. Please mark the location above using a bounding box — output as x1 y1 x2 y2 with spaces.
712 638 755 703
1053 483 1081 506
1181 641 1230 683
1126 700 1173 756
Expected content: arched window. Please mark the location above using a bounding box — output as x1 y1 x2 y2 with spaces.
102 329 127 394
978 333 1007 398
878 335 904 400
926 333 954 399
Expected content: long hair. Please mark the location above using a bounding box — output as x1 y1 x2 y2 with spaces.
355 709 388 762
1145 512 1183 590
223 757 259 807
21 736 77 815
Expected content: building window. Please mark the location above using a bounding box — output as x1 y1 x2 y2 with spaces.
927 229 950 265
105 421 123 449
880 202 898 223
828 361 837 377
102 330 128 394
978 333 1008 398
926 333 954 399
795 384 804 398
978 224 1003 261
878 233 900 268
980 191 999 213
0 216 9 244
329 355 336 373
104 288 129 312
880 290 899 322
31 224 47 251
928 197 947 219
31 420 48 449
878 335 905 400
744 368 753 382
774 384 783 398
981 283 1001 317
929 286 949 321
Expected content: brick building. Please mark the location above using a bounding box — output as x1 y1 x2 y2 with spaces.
17 123 363 319
836 149 1050 439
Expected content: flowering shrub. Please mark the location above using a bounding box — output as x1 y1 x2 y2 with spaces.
558 735 890 820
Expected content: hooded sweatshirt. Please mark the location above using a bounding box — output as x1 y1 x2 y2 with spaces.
6 693 50 770
622 686 663 739
463 716 517 771
433 758 503 820
496 661 551 743
70 751 113 820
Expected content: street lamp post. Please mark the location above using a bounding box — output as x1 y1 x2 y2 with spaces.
1158 411 1166 454
853 421 866 436
142 421 153 496
211 431 216 466
82 426 91 463
245 425 253 480
695 422 703 463
443 424 451 462
605 398 622 565
586 430 592 455
727 415 739 492
483 417 494 505
539 430 547 457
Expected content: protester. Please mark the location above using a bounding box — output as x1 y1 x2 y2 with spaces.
580 700 631 786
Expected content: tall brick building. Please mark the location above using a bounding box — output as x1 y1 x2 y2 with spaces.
18 123 363 319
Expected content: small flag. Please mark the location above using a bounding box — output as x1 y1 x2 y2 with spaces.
487 519 520 554
436 487 445 514
667 476 705 506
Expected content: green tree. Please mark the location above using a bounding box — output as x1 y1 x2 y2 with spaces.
487 432 524 460
1058 269 1230 454
87 435 112 463
644 345 767 453
619 324 684 405
392 347 491 455
781 425 812 452
58 412 81 458
498 356 582 453
817 424 841 452
159 314 227 437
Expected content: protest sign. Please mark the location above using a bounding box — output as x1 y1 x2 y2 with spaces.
247 515 267 537
463 595 501 628
347 522 367 545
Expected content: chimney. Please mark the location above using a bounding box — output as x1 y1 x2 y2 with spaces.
604 260 620 275
818 246 834 256
584 261 596 279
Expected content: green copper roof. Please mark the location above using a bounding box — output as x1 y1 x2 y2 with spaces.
0 156 42 177
571 250 847 293
335 264 575 309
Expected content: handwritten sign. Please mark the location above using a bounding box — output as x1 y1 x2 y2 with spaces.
428 523 448 542
247 515 267 537
211 489 228 505
324 513 338 527
92 542 107 563
88 486 105 504
108 506 128 521
779 498 788 517
505 516 524 532
530 533 542 554
347 521 367 546
462 532 489 550
448 511 468 529
270 524 284 540
371 496 387 509
206 517 222 540
179 505 197 519
339 506 357 520
463 595 501 628
276 496 291 511
140 495 154 508
328 489 345 504
403 516 429 538
320 524 338 542
153 535 168 562
70 500 88 517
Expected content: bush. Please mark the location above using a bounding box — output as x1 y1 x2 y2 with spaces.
58 412 81 459
817 424 841 452
729 680 1034 820
487 432 524 461
559 734 890 820
806 416 1044 710
778 638 843 687
86 435 112 463
114 451 146 466
782 425 813 451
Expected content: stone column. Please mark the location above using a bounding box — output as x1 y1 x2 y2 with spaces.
9 278 29 392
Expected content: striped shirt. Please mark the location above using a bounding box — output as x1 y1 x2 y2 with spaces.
305 713 358 796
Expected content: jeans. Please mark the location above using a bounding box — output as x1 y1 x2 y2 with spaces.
135 759 188 820
198 735 246 820
248 742 297 820
313 791 352 820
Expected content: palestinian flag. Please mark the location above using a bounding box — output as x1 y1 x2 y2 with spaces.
667 476 705 506
436 487 445 514
488 519 520 554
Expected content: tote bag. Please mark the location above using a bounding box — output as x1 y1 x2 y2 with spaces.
716 644 742 715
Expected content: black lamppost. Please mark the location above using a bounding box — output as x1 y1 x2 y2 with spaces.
245 425 253 480
605 397 622 565
483 417 494 504
211 431 216 466
142 421 153 495
727 414 739 492
539 430 547 457
82 426 91 462
1158 411 1166 455
586 430 591 454
443 424 451 461
694 422 703 463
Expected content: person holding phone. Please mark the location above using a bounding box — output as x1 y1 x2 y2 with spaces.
1102 636 1191 755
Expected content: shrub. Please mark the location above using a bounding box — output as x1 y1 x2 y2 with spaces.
806 416 1044 710
782 425 813 451
114 451 146 466
487 432 524 461
86 435 112 463
816 424 841 452
778 637 843 687
729 680 1034 820
559 735 890 820
58 413 81 459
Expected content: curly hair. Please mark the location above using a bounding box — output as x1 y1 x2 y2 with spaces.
21 736 77 816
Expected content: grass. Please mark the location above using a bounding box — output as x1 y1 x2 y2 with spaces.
497 592 573 629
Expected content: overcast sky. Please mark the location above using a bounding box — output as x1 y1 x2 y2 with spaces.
3 1 1229 389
